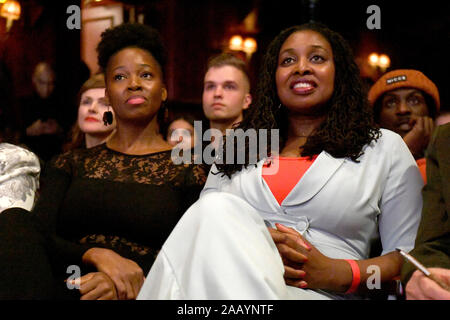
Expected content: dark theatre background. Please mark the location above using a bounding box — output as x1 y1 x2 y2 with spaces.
0 0 448 144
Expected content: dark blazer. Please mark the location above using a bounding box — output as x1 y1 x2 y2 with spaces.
401 123 450 284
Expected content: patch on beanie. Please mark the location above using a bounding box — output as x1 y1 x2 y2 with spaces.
386 75 407 85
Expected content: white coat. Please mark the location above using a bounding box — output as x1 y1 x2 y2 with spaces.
138 129 423 299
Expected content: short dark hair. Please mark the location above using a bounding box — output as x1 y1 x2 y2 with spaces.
206 53 250 90
97 23 167 76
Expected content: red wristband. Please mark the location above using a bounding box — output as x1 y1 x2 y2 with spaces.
344 259 360 294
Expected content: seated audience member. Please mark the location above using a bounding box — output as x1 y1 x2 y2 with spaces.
63 73 115 151
0 69 39 211
0 23 206 300
202 53 252 150
20 62 67 162
0 143 40 213
368 69 440 183
165 112 198 150
401 123 450 300
138 23 423 300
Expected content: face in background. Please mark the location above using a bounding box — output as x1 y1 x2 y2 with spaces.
166 118 196 149
378 88 430 137
32 63 55 99
105 47 167 126
78 88 115 135
202 65 251 125
275 30 335 115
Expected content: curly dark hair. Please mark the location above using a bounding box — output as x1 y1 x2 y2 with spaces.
96 23 168 130
97 23 167 76
216 22 380 178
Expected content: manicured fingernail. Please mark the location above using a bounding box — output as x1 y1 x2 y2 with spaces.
298 240 310 250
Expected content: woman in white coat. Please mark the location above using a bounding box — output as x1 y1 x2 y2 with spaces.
138 23 423 300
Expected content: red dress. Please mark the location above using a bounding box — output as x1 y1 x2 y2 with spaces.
262 155 318 205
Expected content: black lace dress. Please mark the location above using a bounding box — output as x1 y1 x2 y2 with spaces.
0 143 207 299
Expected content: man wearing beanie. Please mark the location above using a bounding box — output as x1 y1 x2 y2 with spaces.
368 69 440 182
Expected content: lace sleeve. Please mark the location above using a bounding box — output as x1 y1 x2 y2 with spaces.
186 162 209 187
49 150 75 175
178 146 208 187
32 150 75 233
176 156 208 213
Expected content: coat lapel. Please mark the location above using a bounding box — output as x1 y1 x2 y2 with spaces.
281 151 345 206
239 161 283 213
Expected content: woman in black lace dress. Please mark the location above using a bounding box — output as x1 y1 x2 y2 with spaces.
0 24 207 300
